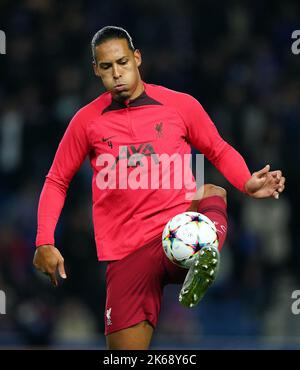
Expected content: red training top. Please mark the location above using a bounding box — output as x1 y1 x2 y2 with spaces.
36 82 251 260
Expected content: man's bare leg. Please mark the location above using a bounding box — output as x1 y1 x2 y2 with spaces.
188 183 227 211
106 320 154 350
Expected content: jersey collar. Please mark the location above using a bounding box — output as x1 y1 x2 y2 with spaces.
101 82 162 114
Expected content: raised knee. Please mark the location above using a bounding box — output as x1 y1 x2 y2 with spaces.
203 184 227 203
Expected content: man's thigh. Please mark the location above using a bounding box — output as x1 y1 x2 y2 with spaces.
106 320 154 350
104 237 165 341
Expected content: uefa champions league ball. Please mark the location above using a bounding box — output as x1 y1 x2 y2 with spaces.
162 212 219 269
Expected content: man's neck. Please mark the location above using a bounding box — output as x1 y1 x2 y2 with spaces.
128 80 144 101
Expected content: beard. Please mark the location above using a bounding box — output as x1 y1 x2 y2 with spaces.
113 90 131 102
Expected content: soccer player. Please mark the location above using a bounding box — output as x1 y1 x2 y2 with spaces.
33 26 285 350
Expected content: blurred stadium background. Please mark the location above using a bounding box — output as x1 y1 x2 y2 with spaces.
0 0 299 349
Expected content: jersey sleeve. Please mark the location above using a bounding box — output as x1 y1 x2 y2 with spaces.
176 93 252 192
36 110 90 247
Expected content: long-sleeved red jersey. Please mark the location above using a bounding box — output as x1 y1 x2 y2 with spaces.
36 82 251 260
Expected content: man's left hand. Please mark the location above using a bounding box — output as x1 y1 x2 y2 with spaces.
245 164 286 199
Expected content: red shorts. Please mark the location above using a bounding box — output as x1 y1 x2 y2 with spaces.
104 235 187 335
104 195 227 335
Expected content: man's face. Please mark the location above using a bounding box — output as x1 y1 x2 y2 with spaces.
93 38 142 101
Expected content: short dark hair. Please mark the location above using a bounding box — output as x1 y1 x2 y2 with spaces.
91 26 135 62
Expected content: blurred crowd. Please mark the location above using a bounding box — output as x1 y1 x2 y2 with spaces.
0 0 299 348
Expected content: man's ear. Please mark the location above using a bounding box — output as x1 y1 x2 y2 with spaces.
134 49 142 67
93 60 100 76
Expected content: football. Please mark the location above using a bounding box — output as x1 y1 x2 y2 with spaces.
162 212 219 269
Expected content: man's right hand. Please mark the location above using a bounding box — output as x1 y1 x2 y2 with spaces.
33 245 67 287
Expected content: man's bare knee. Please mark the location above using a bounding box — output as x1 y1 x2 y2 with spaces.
203 184 227 203
188 184 227 210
